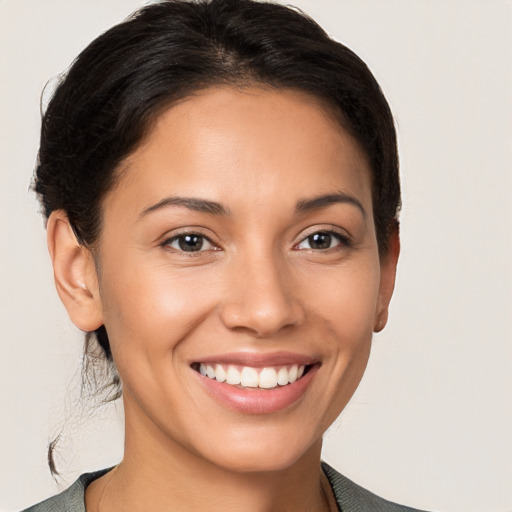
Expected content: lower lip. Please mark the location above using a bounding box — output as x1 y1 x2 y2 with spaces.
194 365 318 415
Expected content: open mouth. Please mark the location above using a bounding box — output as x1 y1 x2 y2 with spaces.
191 362 314 390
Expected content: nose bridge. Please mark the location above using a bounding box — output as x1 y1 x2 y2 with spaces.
220 245 303 336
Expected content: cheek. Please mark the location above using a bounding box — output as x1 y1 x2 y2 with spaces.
97 264 222 419
98 258 221 359
302 259 381 340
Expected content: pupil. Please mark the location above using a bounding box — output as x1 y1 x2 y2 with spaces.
309 232 331 250
179 235 203 251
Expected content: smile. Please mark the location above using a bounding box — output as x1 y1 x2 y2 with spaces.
195 363 308 389
191 353 319 414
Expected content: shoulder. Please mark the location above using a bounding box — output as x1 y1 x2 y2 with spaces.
21 469 112 512
322 462 433 512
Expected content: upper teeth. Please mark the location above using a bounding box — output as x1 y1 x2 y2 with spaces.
198 363 306 389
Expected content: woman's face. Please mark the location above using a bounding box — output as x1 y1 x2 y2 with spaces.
93 86 396 472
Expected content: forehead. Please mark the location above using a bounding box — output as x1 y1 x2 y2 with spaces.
108 86 373 219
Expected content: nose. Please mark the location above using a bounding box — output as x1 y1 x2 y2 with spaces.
219 251 305 337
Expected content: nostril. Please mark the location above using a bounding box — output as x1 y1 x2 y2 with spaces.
219 301 305 337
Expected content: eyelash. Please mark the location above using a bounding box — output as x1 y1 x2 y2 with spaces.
162 232 218 255
162 228 351 255
294 229 351 252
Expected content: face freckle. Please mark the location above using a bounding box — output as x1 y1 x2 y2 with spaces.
94 86 394 473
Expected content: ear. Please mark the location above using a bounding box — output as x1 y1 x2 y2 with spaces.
47 210 103 332
373 223 400 333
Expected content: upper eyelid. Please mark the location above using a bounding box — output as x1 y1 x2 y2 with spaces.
161 227 216 242
299 230 346 243
161 231 219 251
293 227 352 251
296 225 351 242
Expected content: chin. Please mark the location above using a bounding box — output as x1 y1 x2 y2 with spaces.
194 428 322 475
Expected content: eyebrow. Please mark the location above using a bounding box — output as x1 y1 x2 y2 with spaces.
139 191 365 220
295 192 366 218
139 196 229 219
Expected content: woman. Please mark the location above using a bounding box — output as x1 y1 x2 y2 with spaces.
23 0 424 510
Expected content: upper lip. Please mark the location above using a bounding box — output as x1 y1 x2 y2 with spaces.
191 351 318 367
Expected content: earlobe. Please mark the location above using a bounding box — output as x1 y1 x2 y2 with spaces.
373 310 389 333
374 223 400 333
47 211 103 332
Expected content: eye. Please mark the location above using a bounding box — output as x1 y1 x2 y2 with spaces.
164 233 215 253
296 230 348 251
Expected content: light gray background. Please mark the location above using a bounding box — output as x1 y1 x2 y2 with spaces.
1 1 511 511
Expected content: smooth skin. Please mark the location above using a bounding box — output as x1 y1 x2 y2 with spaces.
47 86 399 512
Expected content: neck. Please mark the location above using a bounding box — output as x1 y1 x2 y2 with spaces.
86 401 331 512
